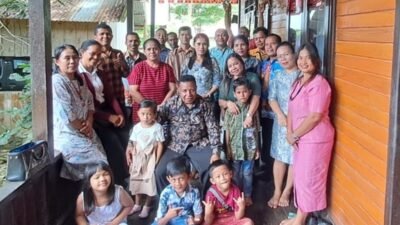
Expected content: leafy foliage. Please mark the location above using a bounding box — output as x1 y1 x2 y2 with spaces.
0 0 28 19
0 63 32 147
170 4 224 29
0 63 31 185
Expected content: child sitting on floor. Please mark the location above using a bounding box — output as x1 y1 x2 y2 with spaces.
75 161 134 225
152 156 203 225
203 160 254 225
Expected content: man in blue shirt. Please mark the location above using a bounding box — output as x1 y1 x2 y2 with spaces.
210 28 234 76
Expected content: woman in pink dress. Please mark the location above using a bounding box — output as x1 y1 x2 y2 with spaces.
280 43 334 225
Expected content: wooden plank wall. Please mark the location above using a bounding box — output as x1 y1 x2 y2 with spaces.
331 0 395 224
0 19 96 57
271 0 288 39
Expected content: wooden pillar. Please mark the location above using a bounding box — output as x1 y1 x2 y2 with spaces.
28 0 54 157
150 0 155 37
385 1 400 224
127 0 133 33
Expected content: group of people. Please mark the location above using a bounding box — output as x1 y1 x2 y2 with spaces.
52 10 334 225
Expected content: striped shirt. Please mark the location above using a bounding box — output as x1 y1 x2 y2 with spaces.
128 61 176 122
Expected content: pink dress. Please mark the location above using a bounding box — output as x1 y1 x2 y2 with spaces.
288 75 334 213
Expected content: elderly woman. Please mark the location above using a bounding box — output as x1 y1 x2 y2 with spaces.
52 44 107 181
219 53 261 128
267 42 300 209
181 33 221 100
78 39 129 186
128 38 176 123
280 43 334 225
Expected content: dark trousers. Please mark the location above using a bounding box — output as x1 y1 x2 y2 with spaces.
94 121 130 186
259 117 274 181
155 146 213 194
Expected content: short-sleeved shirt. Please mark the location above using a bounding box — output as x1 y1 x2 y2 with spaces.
210 47 234 75
243 57 261 75
219 72 261 102
261 58 283 118
224 102 260 160
249 48 268 61
129 122 165 151
205 184 241 218
124 51 146 72
154 184 203 221
167 47 195 80
128 61 176 122
288 75 334 143
160 47 171 63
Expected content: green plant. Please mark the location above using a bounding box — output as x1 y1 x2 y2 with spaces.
0 63 31 185
170 4 225 31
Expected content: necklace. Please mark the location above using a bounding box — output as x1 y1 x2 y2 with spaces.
289 80 304 101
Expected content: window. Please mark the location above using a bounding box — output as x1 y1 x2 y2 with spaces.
288 0 332 74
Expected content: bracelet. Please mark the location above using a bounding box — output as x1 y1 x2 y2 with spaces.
246 113 251 118
292 134 300 141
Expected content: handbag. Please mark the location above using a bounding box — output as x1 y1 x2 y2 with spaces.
6 140 50 181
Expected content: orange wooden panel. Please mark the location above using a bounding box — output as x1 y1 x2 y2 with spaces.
335 117 388 162
336 41 393 60
335 54 392 77
331 167 383 225
331 171 378 225
334 78 390 112
337 0 395 16
334 140 387 197
329 194 348 225
334 159 384 213
336 11 395 29
335 94 389 127
330 186 363 225
335 105 389 144
335 66 391 95
336 27 394 43
335 129 387 178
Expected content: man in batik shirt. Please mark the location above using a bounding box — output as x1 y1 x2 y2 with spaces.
155 75 221 193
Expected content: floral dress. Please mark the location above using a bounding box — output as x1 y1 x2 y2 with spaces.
52 73 107 180
268 69 299 164
181 57 221 97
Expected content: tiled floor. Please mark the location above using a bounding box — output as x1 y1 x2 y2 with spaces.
128 176 296 225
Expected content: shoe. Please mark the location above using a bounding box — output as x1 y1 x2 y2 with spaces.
129 205 142 215
138 206 151 218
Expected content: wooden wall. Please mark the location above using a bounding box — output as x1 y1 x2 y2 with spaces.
330 0 395 224
0 19 96 57
271 0 288 39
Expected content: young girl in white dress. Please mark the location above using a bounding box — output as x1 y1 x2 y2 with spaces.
75 161 134 225
126 100 165 218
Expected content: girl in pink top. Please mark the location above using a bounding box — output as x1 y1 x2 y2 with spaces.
280 43 334 225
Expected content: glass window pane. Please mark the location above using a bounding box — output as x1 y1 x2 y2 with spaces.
308 0 327 70
289 13 303 51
